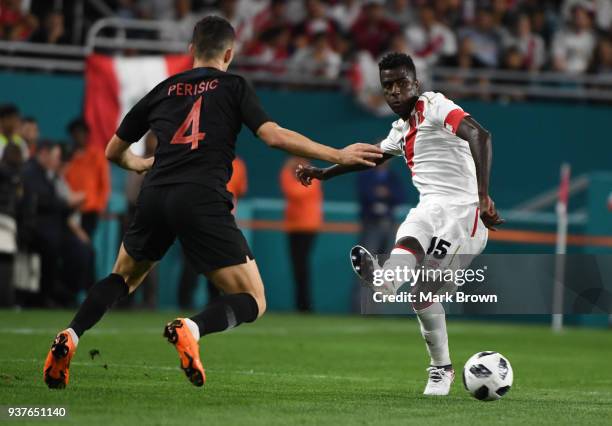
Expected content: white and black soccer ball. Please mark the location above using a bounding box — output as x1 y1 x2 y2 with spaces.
462 351 513 401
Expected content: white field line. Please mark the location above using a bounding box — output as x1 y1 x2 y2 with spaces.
0 323 527 337
1 358 373 382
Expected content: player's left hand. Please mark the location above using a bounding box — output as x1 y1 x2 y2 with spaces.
479 195 504 231
296 164 324 186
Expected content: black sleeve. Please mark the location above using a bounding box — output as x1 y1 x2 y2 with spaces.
116 93 151 143
240 79 271 136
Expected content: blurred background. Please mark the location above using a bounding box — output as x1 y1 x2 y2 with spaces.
0 0 610 328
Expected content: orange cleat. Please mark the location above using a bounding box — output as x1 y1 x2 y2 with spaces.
43 330 77 389
163 319 205 387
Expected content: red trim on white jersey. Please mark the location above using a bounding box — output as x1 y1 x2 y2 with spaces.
404 100 425 175
444 108 469 134
470 207 480 237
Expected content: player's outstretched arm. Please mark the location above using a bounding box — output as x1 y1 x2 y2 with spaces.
295 142 394 186
257 122 383 167
456 116 504 230
105 134 154 174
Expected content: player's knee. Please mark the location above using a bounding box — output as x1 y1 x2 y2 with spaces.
253 292 266 318
395 237 425 261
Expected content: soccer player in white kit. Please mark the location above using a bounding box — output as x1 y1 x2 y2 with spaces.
296 52 503 396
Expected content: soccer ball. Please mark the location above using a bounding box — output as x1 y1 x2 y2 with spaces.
462 351 513 401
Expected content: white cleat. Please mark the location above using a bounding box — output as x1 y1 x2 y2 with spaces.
423 367 455 396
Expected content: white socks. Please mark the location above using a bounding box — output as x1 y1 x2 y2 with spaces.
184 318 200 341
66 328 79 346
414 302 451 367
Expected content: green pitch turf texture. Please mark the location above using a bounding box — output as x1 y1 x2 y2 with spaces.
0 310 610 425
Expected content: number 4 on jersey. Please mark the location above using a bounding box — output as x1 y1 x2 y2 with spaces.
171 96 206 150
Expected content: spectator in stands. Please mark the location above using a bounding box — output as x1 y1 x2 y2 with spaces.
508 13 546 72
552 4 596 74
293 0 339 49
350 0 399 57
138 0 175 20
63 118 110 239
458 8 507 68
434 0 464 29
244 26 291 72
290 31 342 80
55 144 94 305
587 35 612 93
498 46 528 101
0 142 23 307
0 104 28 160
281 156 322 313
21 141 68 306
328 0 363 32
19 116 38 157
117 0 140 20
251 0 290 37
441 36 490 99
0 0 38 41
385 0 415 27
29 10 68 44
405 5 457 66
161 0 202 42
491 0 516 29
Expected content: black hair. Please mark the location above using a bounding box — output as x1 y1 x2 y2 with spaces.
37 139 59 153
67 117 88 134
378 52 417 79
192 16 236 60
0 104 20 118
23 116 37 124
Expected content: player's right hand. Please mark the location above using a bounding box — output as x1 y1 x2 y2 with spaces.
479 195 504 231
296 164 324 186
136 156 155 174
338 143 383 167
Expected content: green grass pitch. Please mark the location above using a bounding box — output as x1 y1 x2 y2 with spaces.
0 310 611 425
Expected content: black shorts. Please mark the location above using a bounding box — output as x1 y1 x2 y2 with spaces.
123 184 253 274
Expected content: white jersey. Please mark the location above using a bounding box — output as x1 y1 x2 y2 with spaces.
380 91 478 204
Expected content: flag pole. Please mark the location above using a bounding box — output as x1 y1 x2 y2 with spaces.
552 163 570 332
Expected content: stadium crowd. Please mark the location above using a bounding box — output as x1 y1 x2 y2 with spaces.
2 0 611 78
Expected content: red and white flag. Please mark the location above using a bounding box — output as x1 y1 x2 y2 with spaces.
84 54 192 152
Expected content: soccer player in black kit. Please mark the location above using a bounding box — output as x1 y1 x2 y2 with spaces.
43 16 383 389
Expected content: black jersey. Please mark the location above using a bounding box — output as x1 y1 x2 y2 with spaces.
116 66 270 200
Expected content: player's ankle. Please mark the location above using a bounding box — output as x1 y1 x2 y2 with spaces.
66 328 79 347
183 318 200 341
431 364 453 371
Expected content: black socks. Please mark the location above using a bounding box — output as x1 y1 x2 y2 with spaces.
68 273 129 337
68 276 258 339
189 293 259 336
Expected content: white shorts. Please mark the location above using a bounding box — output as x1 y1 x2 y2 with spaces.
395 197 488 271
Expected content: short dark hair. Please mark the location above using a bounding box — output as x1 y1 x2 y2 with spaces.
23 116 37 124
0 104 20 119
67 117 88 134
378 52 417 79
192 16 236 60
37 139 59 153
